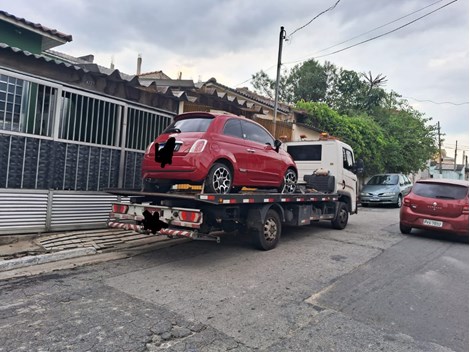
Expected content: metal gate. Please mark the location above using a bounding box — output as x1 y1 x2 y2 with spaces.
0 68 173 234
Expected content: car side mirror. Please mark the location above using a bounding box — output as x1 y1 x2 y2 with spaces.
274 139 282 153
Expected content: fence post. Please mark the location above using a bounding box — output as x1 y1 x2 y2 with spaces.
45 189 53 232
118 106 128 188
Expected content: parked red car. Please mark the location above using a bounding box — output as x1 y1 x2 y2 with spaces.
400 178 469 236
141 112 298 194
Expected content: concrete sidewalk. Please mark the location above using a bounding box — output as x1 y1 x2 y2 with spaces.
0 229 187 279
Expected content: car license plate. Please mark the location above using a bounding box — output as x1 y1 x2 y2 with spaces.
371 197 380 201
423 219 443 227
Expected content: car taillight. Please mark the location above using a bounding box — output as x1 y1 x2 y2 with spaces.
189 139 207 153
112 204 129 214
403 196 411 207
463 203 469 214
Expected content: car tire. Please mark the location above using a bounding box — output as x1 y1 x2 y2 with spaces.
400 223 412 234
204 163 233 194
251 209 281 251
278 168 297 194
395 195 403 208
332 202 349 229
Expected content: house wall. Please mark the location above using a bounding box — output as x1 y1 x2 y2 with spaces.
0 21 42 54
292 124 321 141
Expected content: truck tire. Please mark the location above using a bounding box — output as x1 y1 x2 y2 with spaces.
251 209 281 251
331 202 348 229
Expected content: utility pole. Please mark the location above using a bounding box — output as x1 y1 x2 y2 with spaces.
454 140 458 171
437 122 442 175
273 26 286 138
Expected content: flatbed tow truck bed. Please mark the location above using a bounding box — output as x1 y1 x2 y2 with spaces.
106 189 349 250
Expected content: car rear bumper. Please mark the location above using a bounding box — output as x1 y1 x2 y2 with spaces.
400 208 469 236
142 153 211 183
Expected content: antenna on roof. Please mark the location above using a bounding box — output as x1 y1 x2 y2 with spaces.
110 55 115 70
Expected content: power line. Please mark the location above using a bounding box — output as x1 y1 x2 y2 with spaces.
404 96 469 106
290 0 459 61
288 0 341 38
286 0 445 64
235 0 456 87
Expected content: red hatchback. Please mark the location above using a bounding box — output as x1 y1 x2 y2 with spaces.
400 179 469 236
141 112 298 194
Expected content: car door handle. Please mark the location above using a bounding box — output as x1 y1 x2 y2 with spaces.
246 149 255 153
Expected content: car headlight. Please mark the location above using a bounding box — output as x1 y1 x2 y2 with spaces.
360 192 367 196
382 192 395 196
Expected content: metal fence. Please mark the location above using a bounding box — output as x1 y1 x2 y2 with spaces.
0 68 173 234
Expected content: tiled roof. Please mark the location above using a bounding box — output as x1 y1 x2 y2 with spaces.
0 10 72 42
139 71 171 80
201 78 291 114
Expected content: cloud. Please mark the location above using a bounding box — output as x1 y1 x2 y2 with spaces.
2 0 468 154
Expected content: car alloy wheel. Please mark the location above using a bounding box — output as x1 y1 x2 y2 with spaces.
205 163 233 194
280 169 297 194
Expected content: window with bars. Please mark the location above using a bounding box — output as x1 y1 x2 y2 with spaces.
0 74 57 137
0 74 23 132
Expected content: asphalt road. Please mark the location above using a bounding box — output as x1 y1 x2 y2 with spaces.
0 206 467 352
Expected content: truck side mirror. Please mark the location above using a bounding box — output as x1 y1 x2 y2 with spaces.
274 139 282 153
353 159 364 174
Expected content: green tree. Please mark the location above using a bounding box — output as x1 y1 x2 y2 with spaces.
370 96 437 174
296 101 385 174
251 61 438 175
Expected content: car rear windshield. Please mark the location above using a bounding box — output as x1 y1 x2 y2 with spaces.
367 175 398 185
287 145 322 161
163 117 213 133
412 182 468 200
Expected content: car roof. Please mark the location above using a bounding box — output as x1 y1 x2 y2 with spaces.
416 178 469 187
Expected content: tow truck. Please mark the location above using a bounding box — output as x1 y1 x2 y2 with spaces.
107 136 362 250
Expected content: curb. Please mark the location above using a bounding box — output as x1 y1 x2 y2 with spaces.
0 247 97 272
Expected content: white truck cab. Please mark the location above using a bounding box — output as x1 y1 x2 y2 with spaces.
283 134 360 213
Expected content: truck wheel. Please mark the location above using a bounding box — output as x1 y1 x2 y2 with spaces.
204 163 233 194
252 209 281 251
331 202 348 229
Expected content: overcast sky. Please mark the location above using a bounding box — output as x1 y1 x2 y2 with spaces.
4 0 468 161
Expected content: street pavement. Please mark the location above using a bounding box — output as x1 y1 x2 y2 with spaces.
0 229 187 280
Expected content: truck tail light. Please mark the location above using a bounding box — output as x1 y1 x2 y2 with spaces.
188 139 207 153
112 204 129 214
179 211 201 223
